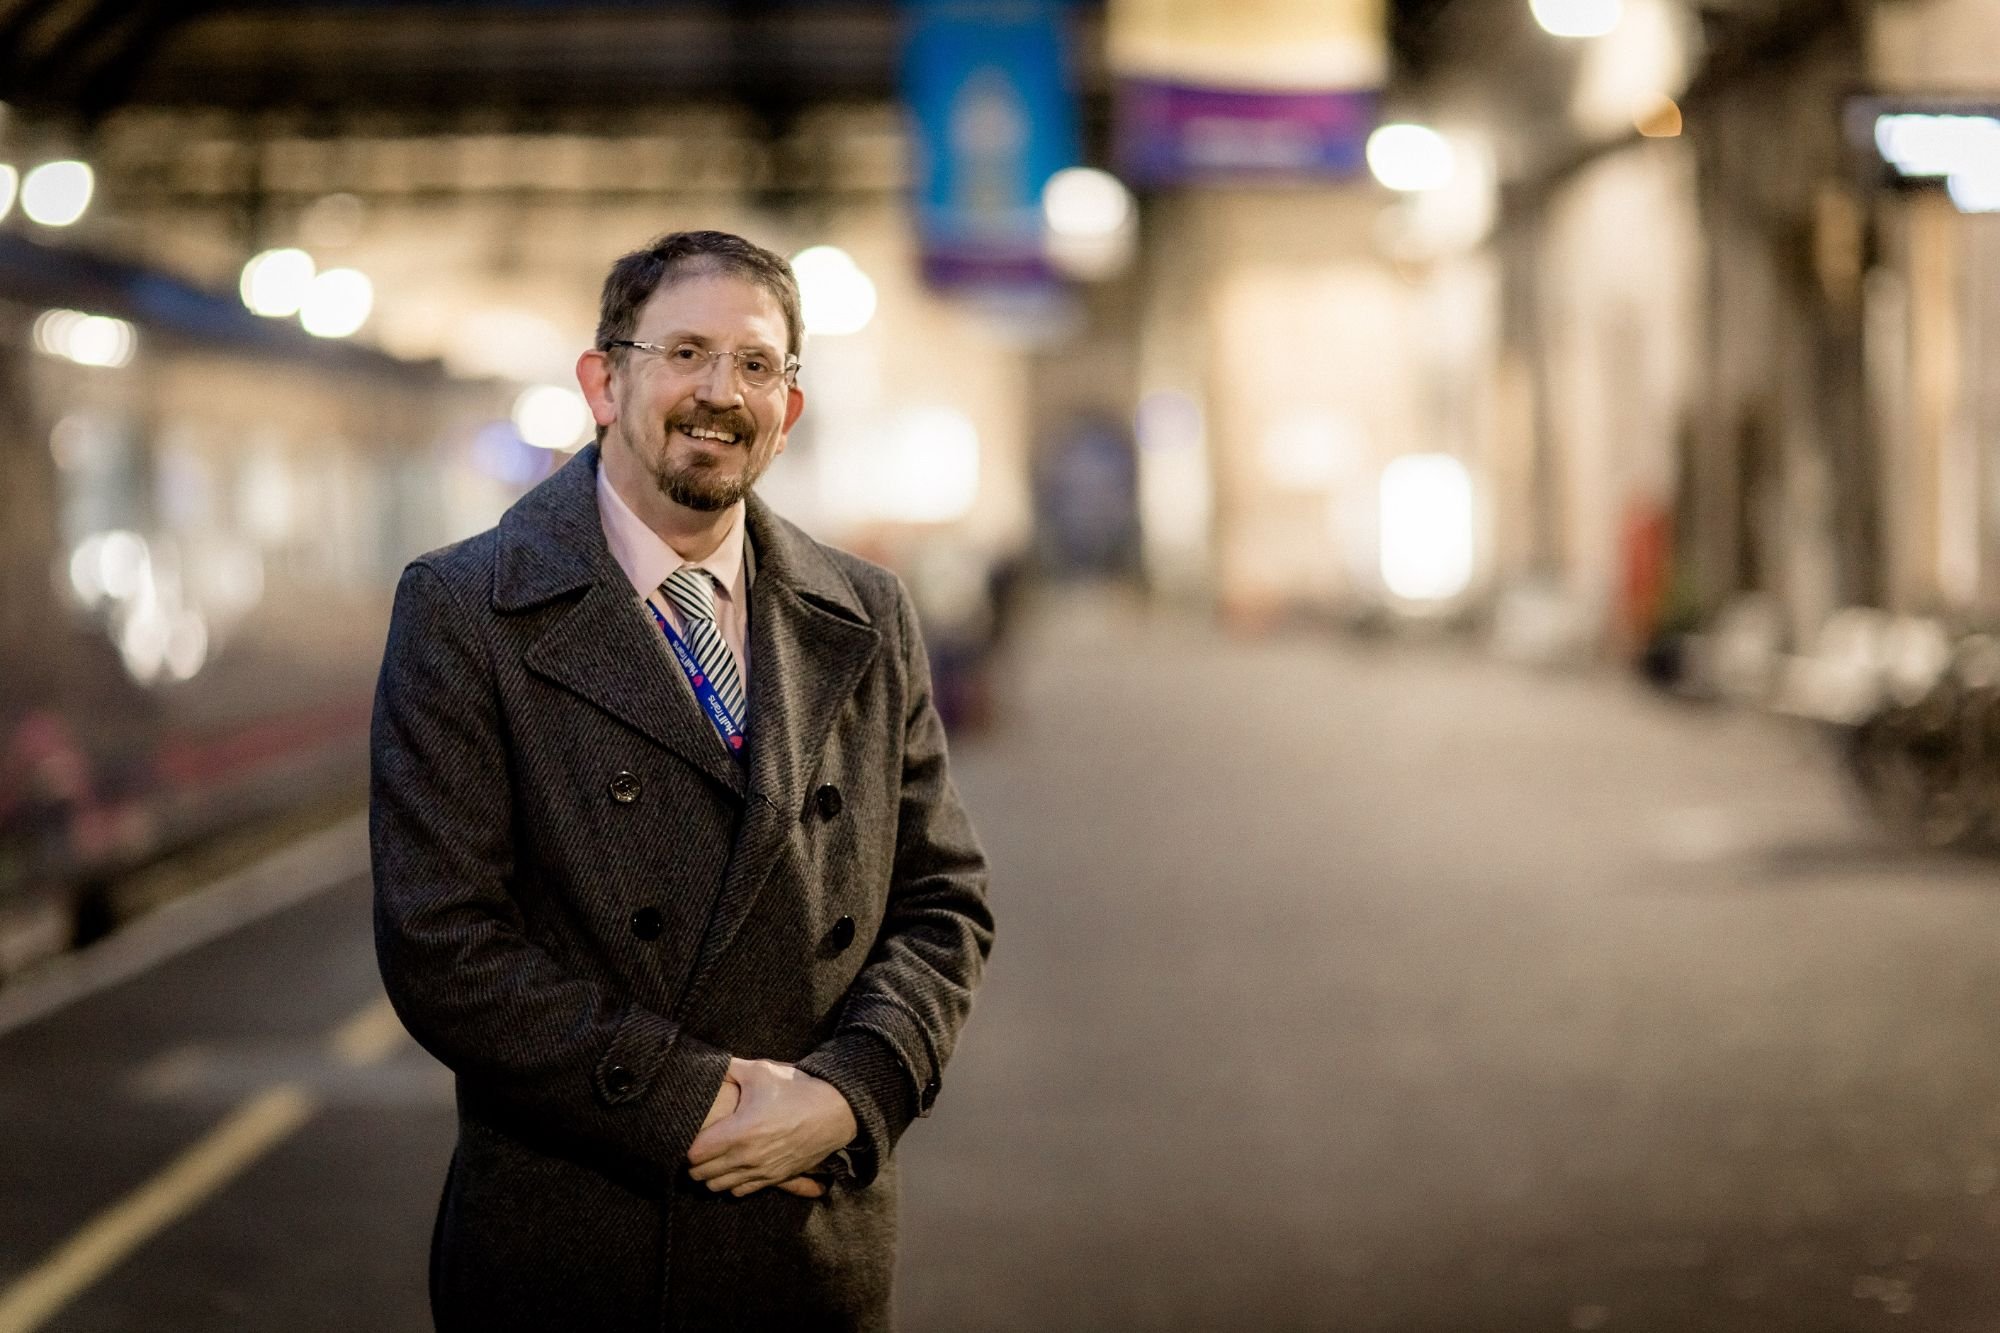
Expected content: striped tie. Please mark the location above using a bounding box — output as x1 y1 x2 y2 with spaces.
658 566 747 733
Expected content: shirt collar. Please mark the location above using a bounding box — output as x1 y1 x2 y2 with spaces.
595 461 748 609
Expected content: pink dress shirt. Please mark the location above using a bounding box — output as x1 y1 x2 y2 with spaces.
595 463 751 695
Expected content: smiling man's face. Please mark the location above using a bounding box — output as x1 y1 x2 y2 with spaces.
588 267 804 514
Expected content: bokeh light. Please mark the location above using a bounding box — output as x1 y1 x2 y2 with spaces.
240 249 318 317
1530 0 1624 38
512 385 592 451
33 309 136 368
791 245 878 337
1366 124 1456 193
300 267 374 338
21 159 93 226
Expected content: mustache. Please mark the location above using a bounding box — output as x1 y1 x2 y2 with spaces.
667 408 755 441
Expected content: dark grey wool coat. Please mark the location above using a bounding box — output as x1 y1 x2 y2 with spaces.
369 443 993 1331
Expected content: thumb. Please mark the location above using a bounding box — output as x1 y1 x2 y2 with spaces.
775 1176 827 1199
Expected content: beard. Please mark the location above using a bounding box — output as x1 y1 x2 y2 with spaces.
658 453 753 512
652 407 765 512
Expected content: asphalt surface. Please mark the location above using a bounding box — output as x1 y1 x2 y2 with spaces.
6 593 2000 1331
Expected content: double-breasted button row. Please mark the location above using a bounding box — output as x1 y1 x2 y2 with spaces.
629 907 663 941
605 1064 636 1096
814 783 843 819
827 914 855 953
609 771 641 803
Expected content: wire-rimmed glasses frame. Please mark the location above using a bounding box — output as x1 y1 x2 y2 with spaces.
604 339 800 389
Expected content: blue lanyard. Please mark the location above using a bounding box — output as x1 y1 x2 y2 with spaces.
645 599 747 758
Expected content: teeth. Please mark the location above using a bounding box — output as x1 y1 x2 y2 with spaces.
684 427 736 443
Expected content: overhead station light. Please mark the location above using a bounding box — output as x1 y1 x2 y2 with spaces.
0 165 16 222
791 245 877 337
1874 112 2000 177
300 267 373 338
21 159 92 226
1872 111 2000 215
34 308 136 368
1366 123 1455 192
238 247 380 337
240 248 317 317
1042 167 1138 281
1950 172 2000 214
512 384 592 451
1531 0 1623 38
1044 167 1133 238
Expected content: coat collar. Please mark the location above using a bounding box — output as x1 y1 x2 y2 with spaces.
493 442 869 626
498 444 879 826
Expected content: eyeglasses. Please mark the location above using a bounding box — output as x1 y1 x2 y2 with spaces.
605 340 799 389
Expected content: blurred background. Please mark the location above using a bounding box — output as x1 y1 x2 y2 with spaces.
5 0 2000 1329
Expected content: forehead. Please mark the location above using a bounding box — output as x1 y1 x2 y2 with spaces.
634 268 788 349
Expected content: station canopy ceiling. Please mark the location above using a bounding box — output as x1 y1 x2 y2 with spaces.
0 0 927 126
0 0 1832 144
0 0 1496 128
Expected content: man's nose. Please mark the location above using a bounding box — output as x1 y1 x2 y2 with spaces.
694 352 746 404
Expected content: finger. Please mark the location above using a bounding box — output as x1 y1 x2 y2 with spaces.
775 1177 827 1198
700 1091 739 1130
706 1167 766 1193
688 1148 750 1181
687 1125 743 1164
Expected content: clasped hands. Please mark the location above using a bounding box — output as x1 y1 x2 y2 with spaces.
688 1057 857 1200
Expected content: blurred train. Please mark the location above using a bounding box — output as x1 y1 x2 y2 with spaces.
0 233 539 976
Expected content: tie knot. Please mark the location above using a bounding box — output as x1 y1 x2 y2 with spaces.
661 566 718 623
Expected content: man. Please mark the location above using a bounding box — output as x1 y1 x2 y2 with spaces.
370 230 994 1331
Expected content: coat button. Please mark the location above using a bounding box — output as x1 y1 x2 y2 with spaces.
605 1064 636 1095
629 907 663 941
609 771 641 803
827 914 856 953
814 783 843 819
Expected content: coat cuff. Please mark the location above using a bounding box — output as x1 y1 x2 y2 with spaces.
594 1003 733 1170
797 1029 914 1189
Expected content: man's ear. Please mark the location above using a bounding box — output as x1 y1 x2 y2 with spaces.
782 383 805 434
577 348 618 431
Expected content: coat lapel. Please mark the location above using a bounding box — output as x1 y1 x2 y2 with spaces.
675 495 880 1014
500 445 746 798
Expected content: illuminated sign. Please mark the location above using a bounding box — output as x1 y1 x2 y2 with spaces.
1109 0 1386 184
1848 96 2000 214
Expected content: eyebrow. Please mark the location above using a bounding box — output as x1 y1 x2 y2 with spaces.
654 330 781 356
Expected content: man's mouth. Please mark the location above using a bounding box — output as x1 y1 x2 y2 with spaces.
672 422 744 447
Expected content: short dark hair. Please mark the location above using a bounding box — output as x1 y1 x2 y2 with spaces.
594 230 803 362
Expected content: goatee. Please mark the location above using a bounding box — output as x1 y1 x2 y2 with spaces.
657 459 750 512
656 407 761 511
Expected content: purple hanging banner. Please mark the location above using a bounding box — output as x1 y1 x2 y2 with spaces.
1117 79 1377 186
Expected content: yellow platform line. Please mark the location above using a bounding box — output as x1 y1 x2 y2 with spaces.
331 996 408 1068
0 1083 319 1333
0 993 408 1333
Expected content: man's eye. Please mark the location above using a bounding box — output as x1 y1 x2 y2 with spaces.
669 344 703 363
741 356 771 375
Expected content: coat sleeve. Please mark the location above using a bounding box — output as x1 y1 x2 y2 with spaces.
371 560 732 1179
797 577 995 1187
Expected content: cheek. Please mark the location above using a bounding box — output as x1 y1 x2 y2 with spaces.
616 383 656 431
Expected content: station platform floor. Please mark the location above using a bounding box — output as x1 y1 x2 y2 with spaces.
5 591 2000 1332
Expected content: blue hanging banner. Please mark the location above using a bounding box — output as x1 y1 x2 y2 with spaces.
902 0 1081 292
